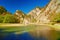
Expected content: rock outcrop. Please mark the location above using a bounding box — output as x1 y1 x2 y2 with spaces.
14 10 25 23
37 0 60 23
14 0 60 24
28 0 60 24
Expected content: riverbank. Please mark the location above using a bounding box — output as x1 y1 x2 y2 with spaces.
0 23 60 31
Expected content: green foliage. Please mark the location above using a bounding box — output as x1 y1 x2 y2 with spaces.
0 14 19 23
0 6 7 14
0 6 20 23
52 13 60 23
3 14 19 23
0 15 4 23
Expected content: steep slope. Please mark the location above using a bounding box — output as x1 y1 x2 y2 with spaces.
14 10 26 23
26 0 60 24
37 0 60 23
27 7 42 19
27 7 43 23
14 0 60 24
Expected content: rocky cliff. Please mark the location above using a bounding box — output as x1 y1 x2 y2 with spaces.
14 0 60 24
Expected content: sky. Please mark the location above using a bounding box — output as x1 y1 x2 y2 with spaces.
0 0 50 14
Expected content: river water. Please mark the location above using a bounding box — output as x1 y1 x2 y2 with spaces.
0 32 48 40
0 25 60 40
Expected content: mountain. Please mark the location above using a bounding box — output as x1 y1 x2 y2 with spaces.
28 7 41 16
14 0 60 24
27 7 44 23
35 0 60 23
27 7 41 20
26 0 60 24
27 7 48 23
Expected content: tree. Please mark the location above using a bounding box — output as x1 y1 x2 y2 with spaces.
0 6 7 14
3 14 19 23
52 13 60 23
0 15 4 23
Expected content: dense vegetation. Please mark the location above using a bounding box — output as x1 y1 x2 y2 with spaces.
52 13 60 23
0 14 19 23
0 6 19 23
0 6 7 14
0 15 4 23
3 14 19 23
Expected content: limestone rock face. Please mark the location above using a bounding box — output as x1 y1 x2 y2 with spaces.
14 0 60 24
28 7 41 16
14 10 30 24
26 0 60 24
14 10 25 23
36 0 60 23
27 7 43 23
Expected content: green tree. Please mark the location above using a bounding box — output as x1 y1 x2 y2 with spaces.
0 15 4 23
3 14 19 23
0 6 7 14
52 13 60 23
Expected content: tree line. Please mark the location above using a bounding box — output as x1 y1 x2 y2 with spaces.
0 6 19 23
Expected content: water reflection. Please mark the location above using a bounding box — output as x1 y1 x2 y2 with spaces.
1 32 34 40
0 31 48 40
0 25 60 40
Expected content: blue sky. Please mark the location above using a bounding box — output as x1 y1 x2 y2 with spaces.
0 0 50 14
